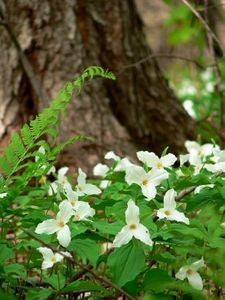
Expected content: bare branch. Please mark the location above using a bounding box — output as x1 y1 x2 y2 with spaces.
24 229 135 300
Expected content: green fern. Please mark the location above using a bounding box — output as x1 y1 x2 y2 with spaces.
0 66 116 180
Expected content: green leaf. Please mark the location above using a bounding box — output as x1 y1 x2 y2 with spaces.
107 241 146 287
62 280 106 293
143 269 175 293
4 263 26 277
26 288 53 300
0 245 14 264
93 220 124 235
68 238 101 267
44 274 65 290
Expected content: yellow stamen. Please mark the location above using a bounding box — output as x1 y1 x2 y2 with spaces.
142 179 149 186
58 221 65 227
129 224 137 230
157 162 163 169
164 210 172 216
186 269 193 275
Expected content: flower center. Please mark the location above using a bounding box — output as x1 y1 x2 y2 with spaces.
51 256 56 262
186 268 193 275
58 221 65 228
164 210 172 216
70 199 77 206
142 179 149 186
157 162 163 169
75 214 80 221
129 224 137 230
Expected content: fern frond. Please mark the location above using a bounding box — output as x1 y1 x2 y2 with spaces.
0 67 115 180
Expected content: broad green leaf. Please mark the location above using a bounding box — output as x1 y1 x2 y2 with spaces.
26 288 53 300
68 238 101 267
143 269 175 292
0 245 14 264
107 241 146 286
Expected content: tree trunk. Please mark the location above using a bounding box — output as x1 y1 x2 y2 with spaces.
0 0 197 173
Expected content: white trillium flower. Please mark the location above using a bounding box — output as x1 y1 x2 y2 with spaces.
48 167 70 196
63 184 81 210
93 163 111 189
137 151 177 171
185 141 214 157
76 168 101 196
73 201 95 221
157 189 189 224
125 165 168 200
35 201 73 247
104 151 134 171
37 247 71 269
35 146 56 175
112 200 153 247
175 258 205 290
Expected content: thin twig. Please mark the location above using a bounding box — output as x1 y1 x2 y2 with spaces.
118 53 207 74
204 0 225 129
24 229 135 300
181 0 224 56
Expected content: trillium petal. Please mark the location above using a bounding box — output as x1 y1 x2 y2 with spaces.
202 143 214 156
189 152 202 167
115 158 133 171
112 225 133 247
175 266 189 280
191 257 205 271
55 253 64 262
161 153 177 167
156 208 169 220
100 180 111 189
58 167 69 179
48 182 58 196
164 189 177 209
187 271 203 290
141 184 157 200
104 151 120 161
56 201 73 223
179 154 189 166
93 163 109 177
35 219 59 234
74 201 95 221
42 260 54 270
148 169 168 186
57 225 71 247
37 247 54 260
77 168 86 187
194 184 214 194
185 141 200 153
137 151 159 168
168 210 190 225
125 165 146 185
125 200 139 225
82 183 101 195
133 224 153 246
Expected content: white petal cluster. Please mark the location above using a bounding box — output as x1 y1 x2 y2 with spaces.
157 189 189 224
113 200 153 247
37 247 71 269
125 165 168 200
175 257 205 290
